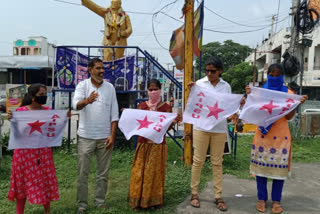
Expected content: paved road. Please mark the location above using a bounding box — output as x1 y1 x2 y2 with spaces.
177 163 320 214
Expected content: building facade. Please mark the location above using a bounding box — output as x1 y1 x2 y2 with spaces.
246 25 320 100
0 36 55 85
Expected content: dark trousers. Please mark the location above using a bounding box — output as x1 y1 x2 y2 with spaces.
256 176 284 202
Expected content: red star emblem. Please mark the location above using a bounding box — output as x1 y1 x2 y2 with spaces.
259 100 279 115
286 98 295 103
136 115 154 130
28 120 46 135
207 102 224 119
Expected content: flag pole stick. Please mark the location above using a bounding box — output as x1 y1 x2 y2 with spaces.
198 0 204 80
184 0 194 166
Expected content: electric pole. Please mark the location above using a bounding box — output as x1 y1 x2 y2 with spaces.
253 48 257 85
184 0 194 166
289 0 300 54
267 15 275 67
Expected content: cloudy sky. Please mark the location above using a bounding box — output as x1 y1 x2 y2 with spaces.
0 0 292 66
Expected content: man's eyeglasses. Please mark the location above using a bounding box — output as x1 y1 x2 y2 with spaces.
205 69 217 74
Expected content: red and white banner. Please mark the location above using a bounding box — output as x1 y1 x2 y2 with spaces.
240 87 303 127
119 109 177 144
9 110 68 149
183 85 243 130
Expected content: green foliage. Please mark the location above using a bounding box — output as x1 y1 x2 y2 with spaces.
223 135 253 179
196 40 251 73
0 131 12 156
292 137 320 162
53 137 75 154
0 135 319 213
0 138 212 214
114 128 133 150
222 62 254 94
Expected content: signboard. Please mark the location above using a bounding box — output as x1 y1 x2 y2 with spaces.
6 84 28 112
56 48 135 90
174 69 184 83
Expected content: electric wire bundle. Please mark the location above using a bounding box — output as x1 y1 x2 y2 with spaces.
294 0 320 34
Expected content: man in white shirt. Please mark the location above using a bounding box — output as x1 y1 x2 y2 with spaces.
73 58 119 213
189 56 231 211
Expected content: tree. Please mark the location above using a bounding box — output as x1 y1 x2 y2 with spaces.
222 62 254 94
196 40 251 74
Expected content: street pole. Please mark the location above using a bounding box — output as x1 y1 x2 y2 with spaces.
173 66 176 102
267 15 275 68
289 0 303 95
184 0 194 166
289 0 299 54
289 0 303 116
253 48 257 85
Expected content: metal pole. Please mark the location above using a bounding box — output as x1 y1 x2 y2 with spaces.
0 116 3 168
198 0 204 81
253 48 257 85
52 90 55 109
289 0 300 54
52 47 56 88
75 48 79 86
124 49 127 91
135 48 139 93
299 47 304 95
68 92 71 149
184 0 194 166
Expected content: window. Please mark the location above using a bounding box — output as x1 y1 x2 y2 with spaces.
21 48 26 55
34 48 39 55
13 48 19 55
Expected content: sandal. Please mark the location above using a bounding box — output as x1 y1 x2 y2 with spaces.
256 200 266 213
190 194 200 208
272 201 283 214
214 198 228 211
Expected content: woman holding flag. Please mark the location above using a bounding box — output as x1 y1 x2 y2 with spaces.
7 84 70 214
128 79 179 210
246 64 308 214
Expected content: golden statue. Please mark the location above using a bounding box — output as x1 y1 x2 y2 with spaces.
82 0 133 61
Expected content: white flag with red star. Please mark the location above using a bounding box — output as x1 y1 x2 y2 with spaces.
183 85 243 130
240 87 303 127
118 109 177 144
8 110 68 149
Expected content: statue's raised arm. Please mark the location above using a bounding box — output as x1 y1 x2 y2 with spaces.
82 0 133 61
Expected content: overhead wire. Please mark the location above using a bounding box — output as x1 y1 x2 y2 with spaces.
51 0 290 47
52 0 81 6
151 0 180 51
51 0 174 48
203 15 289 34
204 5 277 28
205 12 289 29
136 1 167 46
52 0 154 15
197 0 290 29
274 0 281 32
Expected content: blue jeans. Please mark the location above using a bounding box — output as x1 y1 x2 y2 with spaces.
256 176 284 202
